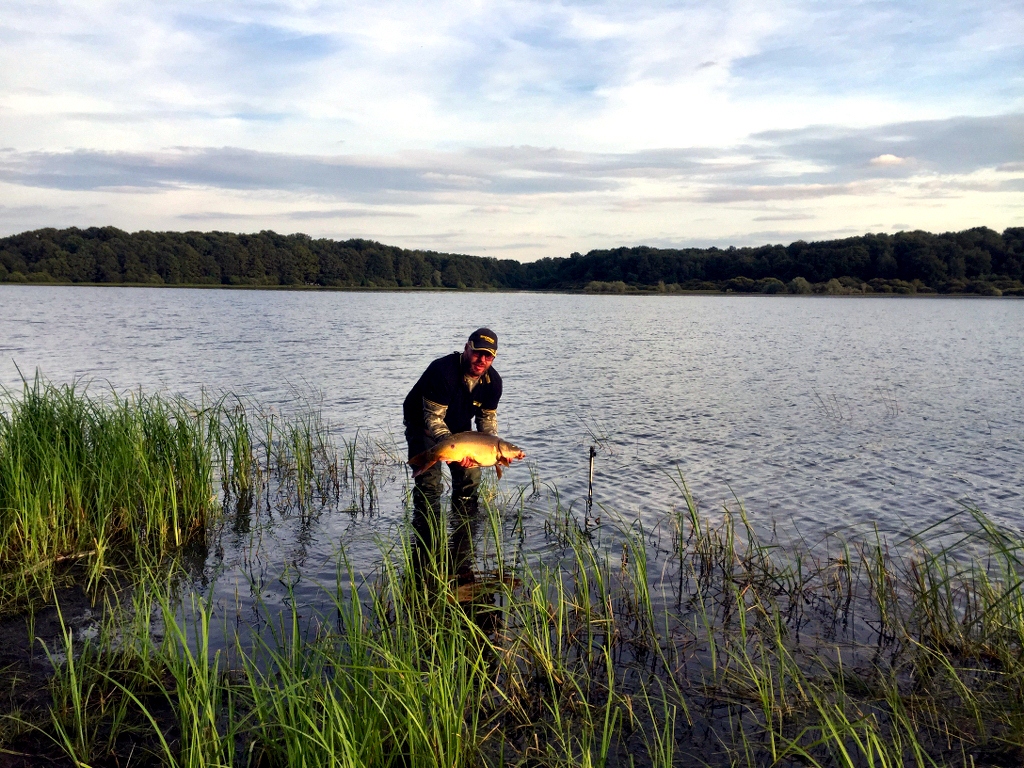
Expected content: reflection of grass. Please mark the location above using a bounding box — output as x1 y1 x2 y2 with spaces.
812 388 854 422
7 484 1024 766
576 410 616 455
875 384 900 418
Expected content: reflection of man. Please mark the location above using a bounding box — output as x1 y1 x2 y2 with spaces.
403 328 502 580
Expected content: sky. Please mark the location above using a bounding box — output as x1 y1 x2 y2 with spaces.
1 0 1022 261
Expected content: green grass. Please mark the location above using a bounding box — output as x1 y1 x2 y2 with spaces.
4 378 1024 766
0 375 221 612
0 375 345 616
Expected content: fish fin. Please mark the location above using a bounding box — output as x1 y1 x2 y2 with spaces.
408 447 435 469
407 444 440 475
495 464 503 480
411 459 439 478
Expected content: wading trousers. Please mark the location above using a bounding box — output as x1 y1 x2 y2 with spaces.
405 426 482 581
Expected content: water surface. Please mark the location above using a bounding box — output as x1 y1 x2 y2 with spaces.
2 286 1023 617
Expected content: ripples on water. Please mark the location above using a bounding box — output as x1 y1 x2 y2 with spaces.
2 285 1023 624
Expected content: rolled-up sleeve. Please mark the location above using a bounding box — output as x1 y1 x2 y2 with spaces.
477 408 498 436
422 398 453 441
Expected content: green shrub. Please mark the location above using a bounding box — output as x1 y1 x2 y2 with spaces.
584 280 629 293
787 276 813 294
972 282 1003 296
724 276 756 292
757 277 787 294
838 276 862 290
818 278 846 295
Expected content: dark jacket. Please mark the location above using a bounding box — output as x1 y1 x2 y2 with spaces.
403 352 502 434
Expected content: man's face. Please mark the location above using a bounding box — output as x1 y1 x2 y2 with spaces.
463 343 495 377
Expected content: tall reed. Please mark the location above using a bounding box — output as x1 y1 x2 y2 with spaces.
0 376 219 611
0 375 346 616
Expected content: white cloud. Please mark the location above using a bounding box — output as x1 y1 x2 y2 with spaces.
870 154 908 166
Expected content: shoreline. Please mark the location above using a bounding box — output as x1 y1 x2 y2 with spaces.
1 281 1021 298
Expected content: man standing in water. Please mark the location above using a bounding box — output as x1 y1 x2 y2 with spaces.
403 328 502 582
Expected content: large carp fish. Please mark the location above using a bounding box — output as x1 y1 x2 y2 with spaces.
408 432 526 479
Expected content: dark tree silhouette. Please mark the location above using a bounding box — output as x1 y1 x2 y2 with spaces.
2 226 1022 295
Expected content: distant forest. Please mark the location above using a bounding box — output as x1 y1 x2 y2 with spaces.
2 225 1023 295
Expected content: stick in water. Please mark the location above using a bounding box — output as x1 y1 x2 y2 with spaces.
587 446 596 516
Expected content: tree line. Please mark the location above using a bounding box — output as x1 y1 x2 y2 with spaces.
2 225 1023 295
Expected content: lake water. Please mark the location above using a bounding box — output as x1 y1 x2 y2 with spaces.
2 285 1023 624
